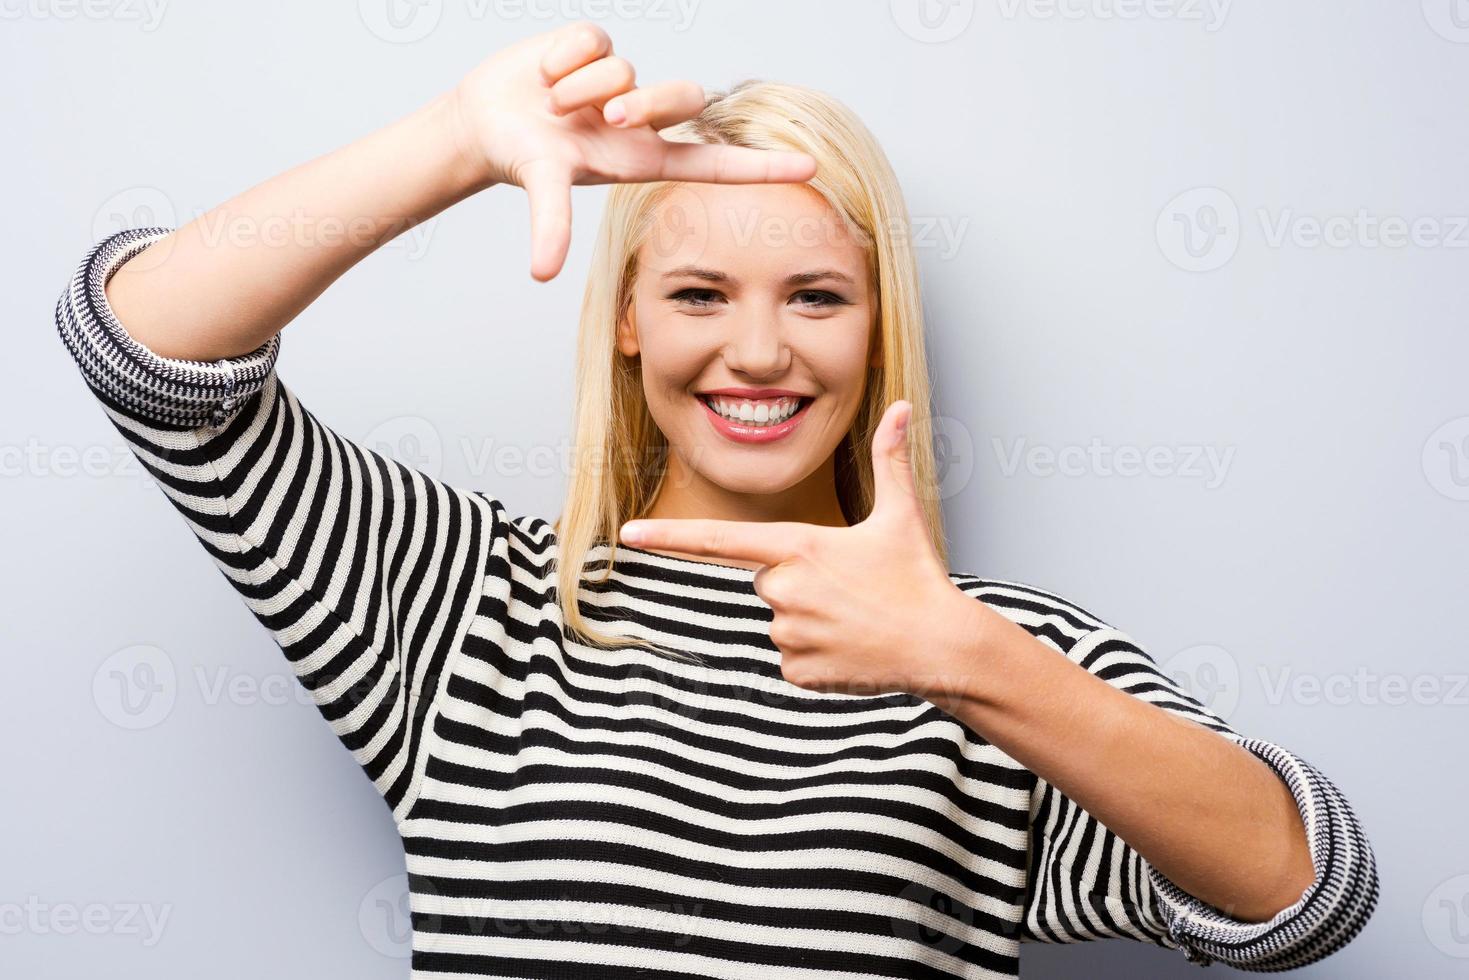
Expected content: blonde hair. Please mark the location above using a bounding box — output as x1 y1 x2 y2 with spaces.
551 78 948 664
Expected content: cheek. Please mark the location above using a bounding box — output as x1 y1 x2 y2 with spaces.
799 330 874 396
636 326 711 404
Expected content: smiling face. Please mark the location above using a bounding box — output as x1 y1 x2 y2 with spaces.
617 181 881 527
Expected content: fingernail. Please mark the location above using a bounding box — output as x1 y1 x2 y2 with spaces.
620 521 644 544
605 100 626 125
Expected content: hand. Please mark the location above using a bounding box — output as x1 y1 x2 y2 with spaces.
447 20 818 281
618 400 984 704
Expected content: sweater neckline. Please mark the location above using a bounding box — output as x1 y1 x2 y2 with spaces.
586 539 760 591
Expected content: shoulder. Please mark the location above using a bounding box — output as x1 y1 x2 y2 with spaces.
947 570 1114 652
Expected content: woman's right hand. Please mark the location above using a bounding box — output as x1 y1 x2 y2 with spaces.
446 21 818 281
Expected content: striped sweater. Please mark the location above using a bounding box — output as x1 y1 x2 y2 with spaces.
57 227 1379 978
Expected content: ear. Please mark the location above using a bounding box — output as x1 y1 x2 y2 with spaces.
616 307 640 358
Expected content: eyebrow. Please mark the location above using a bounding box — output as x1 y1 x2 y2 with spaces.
659 266 857 287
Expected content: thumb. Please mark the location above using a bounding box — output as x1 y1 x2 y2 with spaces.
870 399 921 522
521 160 572 281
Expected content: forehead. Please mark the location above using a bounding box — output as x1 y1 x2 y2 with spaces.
640 181 868 279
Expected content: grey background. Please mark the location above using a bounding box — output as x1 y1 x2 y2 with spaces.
4 1 1463 977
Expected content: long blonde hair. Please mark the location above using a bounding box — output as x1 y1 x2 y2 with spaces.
551 78 948 664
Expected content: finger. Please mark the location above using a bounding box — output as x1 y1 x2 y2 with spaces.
619 518 804 566
603 79 706 130
521 160 572 281
539 21 613 87
547 55 637 116
869 399 921 520
655 141 818 184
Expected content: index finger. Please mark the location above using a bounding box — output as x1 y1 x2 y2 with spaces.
619 518 804 566
656 141 818 184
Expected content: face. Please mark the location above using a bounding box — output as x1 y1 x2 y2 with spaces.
617 181 880 520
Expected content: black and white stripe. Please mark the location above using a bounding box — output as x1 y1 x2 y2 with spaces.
58 227 1378 977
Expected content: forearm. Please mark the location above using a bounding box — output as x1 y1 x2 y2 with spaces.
103 88 491 362
938 596 1315 923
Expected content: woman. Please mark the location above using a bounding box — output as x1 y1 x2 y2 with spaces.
57 21 1377 978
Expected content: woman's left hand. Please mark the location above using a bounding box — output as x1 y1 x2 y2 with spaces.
618 400 984 703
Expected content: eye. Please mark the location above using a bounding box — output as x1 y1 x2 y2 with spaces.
668 287 723 309
792 290 848 308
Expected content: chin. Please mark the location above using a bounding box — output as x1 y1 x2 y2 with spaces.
688 456 804 496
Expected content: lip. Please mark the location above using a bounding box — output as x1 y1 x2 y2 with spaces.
697 387 811 399
697 393 811 444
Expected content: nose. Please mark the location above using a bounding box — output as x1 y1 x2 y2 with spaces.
721 310 791 380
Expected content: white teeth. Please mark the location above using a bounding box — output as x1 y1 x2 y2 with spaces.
703 395 804 426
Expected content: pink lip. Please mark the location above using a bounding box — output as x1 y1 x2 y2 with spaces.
699 387 810 399
698 395 811 444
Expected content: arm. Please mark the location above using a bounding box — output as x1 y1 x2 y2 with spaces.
57 226 507 824
941 586 1378 969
